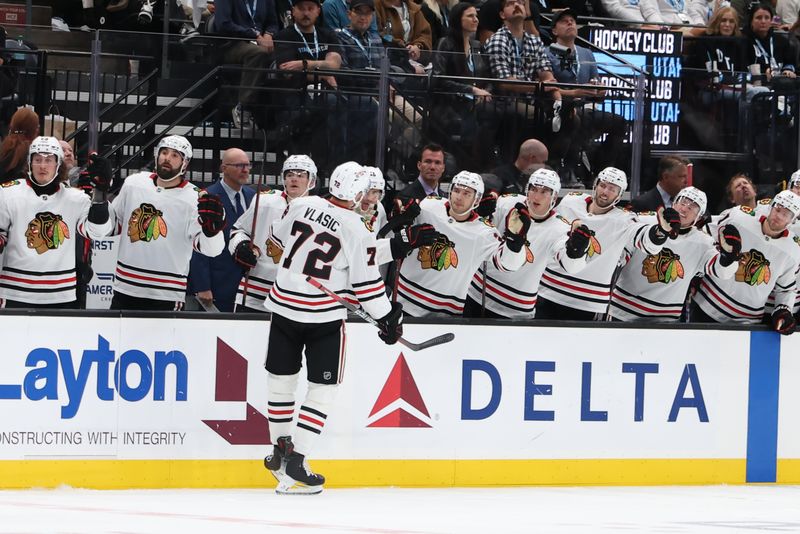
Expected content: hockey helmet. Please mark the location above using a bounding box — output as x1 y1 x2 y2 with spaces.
329 161 370 203
282 154 317 184
771 190 800 222
154 135 192 176
674 186 708 216
527 168 561 210
789 169 800 191
28 136 63 184
450 171 484 206
593 166 627 206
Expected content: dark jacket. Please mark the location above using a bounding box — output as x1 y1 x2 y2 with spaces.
187 180 255 312
745 29 796 75
630 187 664 213
433 36 492 97
396 179 444 204
688 35 748 86
214 0 279 39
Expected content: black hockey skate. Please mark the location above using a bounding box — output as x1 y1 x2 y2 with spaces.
276 451 325 495
264 436 293 484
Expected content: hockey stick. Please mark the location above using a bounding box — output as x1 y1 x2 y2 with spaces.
235 130 268 313
305 276 455 351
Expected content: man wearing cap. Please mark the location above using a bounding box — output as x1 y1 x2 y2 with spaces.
323 0 379 33
336 0 386 163
544 8 627 183
272 0 345 163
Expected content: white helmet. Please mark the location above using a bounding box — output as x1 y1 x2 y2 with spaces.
282 154 317 184
28 136 64 185
789 169 800 190
154 135 192 177
450 170 484 206
674 186 707 216
364 166 385 193
527 168 561 210
329 161 369 203
771 190 800 222
594 166 627 206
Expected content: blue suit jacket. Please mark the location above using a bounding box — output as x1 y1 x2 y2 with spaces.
187 180 255 312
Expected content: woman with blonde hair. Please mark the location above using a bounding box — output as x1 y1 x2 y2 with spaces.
0 107 39 184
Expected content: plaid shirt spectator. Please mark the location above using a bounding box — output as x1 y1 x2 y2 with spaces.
484 26 552 83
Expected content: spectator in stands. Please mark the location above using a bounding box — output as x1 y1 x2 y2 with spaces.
214 0 280 128
432 3 497 170
0 26 18 101
375 0 433 72
491 138 549 194
689 8 747 92
630 155 689 211
598 0 647 22
544 8 628 184
745 3 797 84
0 107 38 184
322 0 379 33
477 0 540 43
337 0 387 164
273 0 344 165
722 172 757 211
421 0 458 48
59 140 81 185
395 143 447 207
188 148 255 312
485 0 561 153
640 0 708 26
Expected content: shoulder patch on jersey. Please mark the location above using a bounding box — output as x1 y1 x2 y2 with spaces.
480 217 495 228
192 185 202 193
556 215 571 225
568 191 583 196
425 194 443 200
637 210 657 216
740 205 755 215
363 217 374 232
758 198 772 205
264 189 278 195
794 235 800 247
1 179 19 188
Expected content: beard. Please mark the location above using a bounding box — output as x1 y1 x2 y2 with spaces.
156 164 181 182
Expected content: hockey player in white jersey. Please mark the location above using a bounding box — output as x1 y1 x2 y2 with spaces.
0 137 113 307
228 154 318 312
692 190 800 334
610 186 742 322
537 167 681 320
355 166 387 233
396 171 531 317
464 168 591 318
108 135 226 310
262 162 404 495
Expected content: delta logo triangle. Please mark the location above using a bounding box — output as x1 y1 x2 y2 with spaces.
367 353 432 428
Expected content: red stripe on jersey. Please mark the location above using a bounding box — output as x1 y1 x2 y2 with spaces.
271 286 357 307
700 280 762 318
398 281 463 312
473 273 537 305
541 273 610 297
268 409 294 416
298 413 325 427
238 280 272 292
355 283 385 296
0 274 77 285
612 292 682 315
116 267 187 287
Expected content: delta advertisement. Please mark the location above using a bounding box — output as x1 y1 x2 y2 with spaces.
0 317 788 488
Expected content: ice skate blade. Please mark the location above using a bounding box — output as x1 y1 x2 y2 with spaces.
275 480 323 495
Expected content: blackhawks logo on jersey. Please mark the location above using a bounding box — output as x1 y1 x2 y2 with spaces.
736 249 771 286
642 248 684 284
26 212 70 254
128 203 167 243
1 179 18 188
587 234 602 257
418 234 458 271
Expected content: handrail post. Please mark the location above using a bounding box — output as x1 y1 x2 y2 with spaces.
374 55 391 171
88 30 102 153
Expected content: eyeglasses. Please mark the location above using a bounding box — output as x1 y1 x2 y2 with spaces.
504 0 526 6
224 163 252 170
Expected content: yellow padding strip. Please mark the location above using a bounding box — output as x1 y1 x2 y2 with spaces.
0 459 746 489
777 459 800 483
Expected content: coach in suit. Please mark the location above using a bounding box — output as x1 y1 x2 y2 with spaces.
630 155 689 212
188 148 256 312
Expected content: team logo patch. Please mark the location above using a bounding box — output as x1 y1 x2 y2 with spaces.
758 198 772 205
26 212 70 254
266 238 283 264
735 249 771 286
481 217 495 228
128 203 167 243
363 216 374 233
1 179 18 188
418 235 458 271
794 235 800 247
642 248 684 284
740 206 755 215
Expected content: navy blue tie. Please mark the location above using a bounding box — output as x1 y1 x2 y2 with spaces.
234 192 244 219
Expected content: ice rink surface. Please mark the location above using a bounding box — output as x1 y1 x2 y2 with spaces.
2 485 800 533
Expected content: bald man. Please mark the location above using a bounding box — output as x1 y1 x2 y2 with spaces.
187 148 256 311
59 140 81 185
491 139 549 194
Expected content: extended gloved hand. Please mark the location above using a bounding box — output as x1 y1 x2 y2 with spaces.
377 301 404 345
650 206 681 244
390 223 440 259
233 240 260 269
565 223 592 259
197 192 226 237
772 307 796 336
504 202 532 253
718 224 742 266
380 198 421 238
86 153 113 193
475 191 498 218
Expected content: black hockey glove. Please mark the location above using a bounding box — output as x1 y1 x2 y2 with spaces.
658 206 682 239
197 192 226 237
504 202 531 253
772 307 796 336
390 224 440 259
718 224 742 267
379 198 421 238
475 191 498 218
565 223 593 259
86 153 113 193
377 301 404 345
233 240 260 270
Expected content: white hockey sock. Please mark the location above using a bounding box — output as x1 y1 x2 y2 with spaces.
267 372 299 441
292 382 339 457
